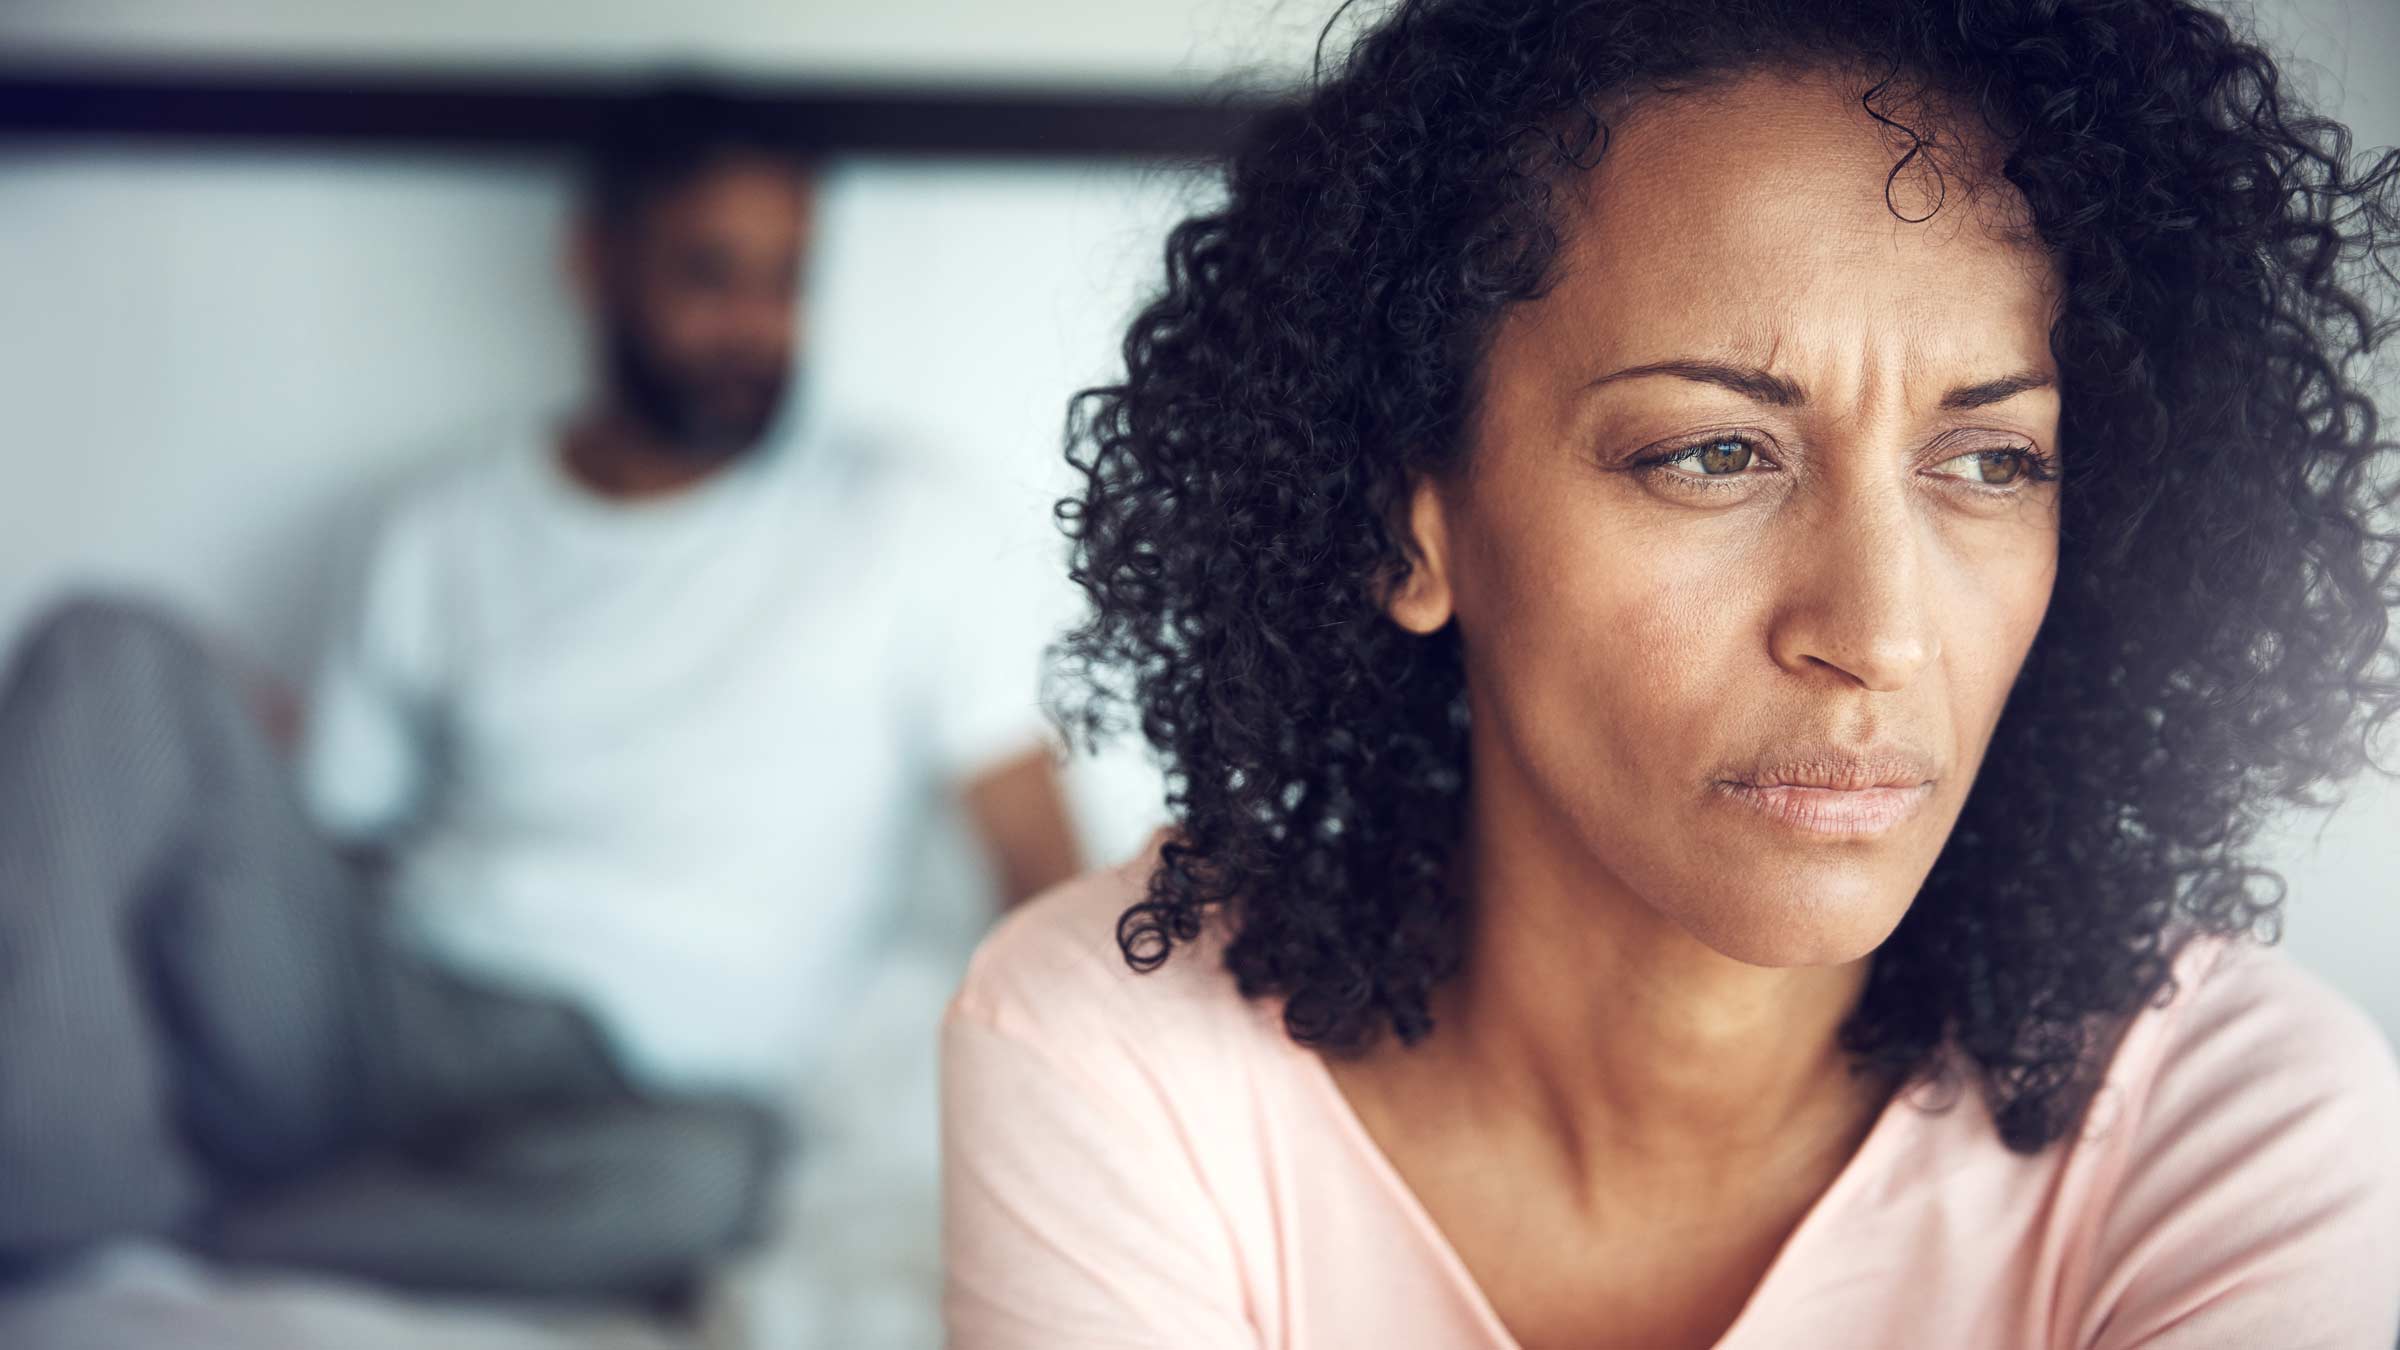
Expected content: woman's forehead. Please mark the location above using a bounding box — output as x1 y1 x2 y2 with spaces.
1515 69 2061 385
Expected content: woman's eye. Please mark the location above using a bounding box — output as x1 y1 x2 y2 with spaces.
1656 437 1758 477
1930 448 2048 487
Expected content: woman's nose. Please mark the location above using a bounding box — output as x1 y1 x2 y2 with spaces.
1765 484 1941 692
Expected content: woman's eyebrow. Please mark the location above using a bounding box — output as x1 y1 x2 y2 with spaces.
1583 360 2057 411
1939 370 2057 410
1585 360 1805 406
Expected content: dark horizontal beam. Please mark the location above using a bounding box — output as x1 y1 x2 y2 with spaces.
0 66 1284 160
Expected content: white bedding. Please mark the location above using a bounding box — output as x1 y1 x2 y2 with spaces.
0 1242 691 1350
0 925 965 1350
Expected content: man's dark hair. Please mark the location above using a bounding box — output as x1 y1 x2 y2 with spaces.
581 84 813 237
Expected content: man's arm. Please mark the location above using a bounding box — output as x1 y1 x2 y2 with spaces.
959 743 1085 909
295 506 443 848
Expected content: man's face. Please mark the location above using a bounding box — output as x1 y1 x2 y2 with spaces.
593 156 811 457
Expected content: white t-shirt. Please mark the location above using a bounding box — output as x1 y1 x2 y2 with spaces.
298 416 1057 1096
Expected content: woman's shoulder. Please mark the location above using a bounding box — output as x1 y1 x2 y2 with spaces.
946 829 1269 1061
2062 933 2400 1342
2125 933 2400 1123
939 838 1299 1343
2092 932 2400 1178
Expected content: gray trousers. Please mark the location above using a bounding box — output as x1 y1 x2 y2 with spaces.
0 597 783 1302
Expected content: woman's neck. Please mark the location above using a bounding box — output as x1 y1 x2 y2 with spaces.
1426 753 1885 1188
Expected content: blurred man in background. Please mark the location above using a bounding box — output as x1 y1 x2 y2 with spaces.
302 86 1083 1102
0 85 1081 1337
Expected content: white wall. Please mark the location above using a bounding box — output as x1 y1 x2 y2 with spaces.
0 0 2394 1038
0 146 583 676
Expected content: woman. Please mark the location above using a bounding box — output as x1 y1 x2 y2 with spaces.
943 0 2400 1345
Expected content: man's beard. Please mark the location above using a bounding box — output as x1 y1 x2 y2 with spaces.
604 322 793 462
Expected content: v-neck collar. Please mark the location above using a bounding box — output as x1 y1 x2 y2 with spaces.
1289 1036 1926 1350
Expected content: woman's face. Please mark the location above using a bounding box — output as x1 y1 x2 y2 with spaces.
1391 67 2064 967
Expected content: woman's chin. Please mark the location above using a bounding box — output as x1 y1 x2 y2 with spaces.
1668 878 1915 970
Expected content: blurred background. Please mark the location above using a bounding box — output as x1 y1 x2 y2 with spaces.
0 1 2393 1348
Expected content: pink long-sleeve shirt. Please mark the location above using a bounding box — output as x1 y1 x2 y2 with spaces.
941 850 2400 1349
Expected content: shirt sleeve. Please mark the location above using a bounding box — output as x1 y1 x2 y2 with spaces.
2077 942 2400 1350
899 473 1068 789
295 503 445 844
939 952 1258 1348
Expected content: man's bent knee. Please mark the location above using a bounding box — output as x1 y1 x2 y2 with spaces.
10 593 205 685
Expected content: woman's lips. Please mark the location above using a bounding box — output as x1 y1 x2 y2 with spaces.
1713 780 1935 837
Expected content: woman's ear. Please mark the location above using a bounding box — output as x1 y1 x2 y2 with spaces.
1383 475 1457 635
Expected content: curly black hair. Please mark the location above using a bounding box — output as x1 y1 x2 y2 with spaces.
1050 0 2400 1152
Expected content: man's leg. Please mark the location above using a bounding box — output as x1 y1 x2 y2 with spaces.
0 597 264 1257
0 595 615 1257
203 1096 781 1301
0 595 782 1299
